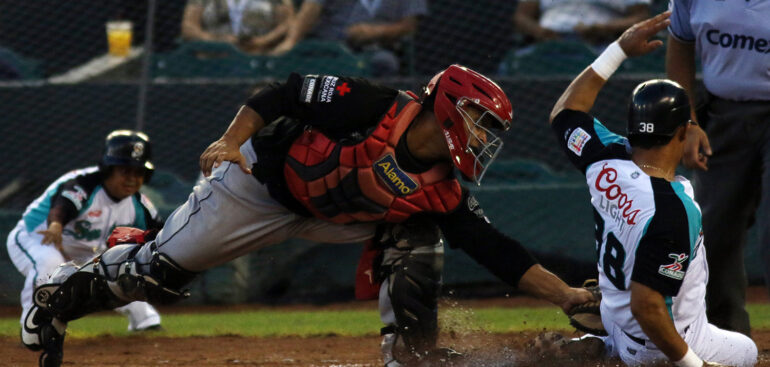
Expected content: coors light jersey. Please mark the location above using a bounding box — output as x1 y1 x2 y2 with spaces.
552 109 707 340
19 166 161 261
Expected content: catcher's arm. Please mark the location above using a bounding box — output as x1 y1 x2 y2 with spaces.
518 265 595 314
631 281 706 366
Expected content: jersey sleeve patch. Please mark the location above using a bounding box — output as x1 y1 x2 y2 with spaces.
567 127 592 156
61 185 88 211
300 75 319 104
657 252 689 280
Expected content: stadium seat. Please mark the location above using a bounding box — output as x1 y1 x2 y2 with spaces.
152 41 261 78
0 46 42 80
500 40 597 76
264 40 370 79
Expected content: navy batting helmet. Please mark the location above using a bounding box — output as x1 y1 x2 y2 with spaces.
627 79 690 139
99 130 154 182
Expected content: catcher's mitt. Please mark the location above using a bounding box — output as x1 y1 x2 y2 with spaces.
567 279 606 336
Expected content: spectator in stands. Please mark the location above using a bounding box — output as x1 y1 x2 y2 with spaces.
514 0 650 46
270 0 427 76
181 0 294 54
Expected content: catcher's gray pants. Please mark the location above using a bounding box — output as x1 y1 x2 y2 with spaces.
695 96 770 336
148 138 376 272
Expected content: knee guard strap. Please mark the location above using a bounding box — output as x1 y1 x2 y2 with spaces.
108 244 196 304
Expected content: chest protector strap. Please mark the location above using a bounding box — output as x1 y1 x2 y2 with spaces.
284 92 462 224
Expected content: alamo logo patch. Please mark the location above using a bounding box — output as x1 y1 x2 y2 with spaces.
567 127 591 156
658 253 688 280
374 154 419 195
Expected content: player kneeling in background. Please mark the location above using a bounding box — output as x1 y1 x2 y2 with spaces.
6 130 164 364
549 12 757 367
26 64 598 367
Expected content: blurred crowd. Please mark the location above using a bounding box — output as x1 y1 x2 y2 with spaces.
0 0 663 79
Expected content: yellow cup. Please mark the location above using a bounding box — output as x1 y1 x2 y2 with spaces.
106 21 133 57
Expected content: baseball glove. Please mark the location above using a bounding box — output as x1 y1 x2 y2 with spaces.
567 279 606 336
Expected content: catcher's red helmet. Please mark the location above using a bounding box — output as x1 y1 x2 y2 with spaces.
425 64 513 185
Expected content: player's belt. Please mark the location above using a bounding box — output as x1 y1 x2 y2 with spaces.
624 324 691 346
623 330 647 346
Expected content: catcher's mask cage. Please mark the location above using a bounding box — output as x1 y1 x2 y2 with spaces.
426 64 513 185
455 97 508 184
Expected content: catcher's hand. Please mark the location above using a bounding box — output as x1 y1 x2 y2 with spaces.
567 279 606 336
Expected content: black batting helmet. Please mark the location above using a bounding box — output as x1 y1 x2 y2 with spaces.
627 79 690 139
99 130 154 182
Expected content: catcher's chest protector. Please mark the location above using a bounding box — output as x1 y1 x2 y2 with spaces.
284 92 463 224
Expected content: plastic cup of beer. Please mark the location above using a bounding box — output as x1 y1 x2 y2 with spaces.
106 20 133 57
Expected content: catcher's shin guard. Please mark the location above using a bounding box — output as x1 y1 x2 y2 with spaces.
378 218 445 360
34 243 196 322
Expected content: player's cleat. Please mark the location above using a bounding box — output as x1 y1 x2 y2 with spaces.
382 332 463 367
532 332 605 362
19 305 66 367
131 324 163 332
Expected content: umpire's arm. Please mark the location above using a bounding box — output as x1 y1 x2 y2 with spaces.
550 12 672 124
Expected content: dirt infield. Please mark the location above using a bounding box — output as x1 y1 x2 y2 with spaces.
2 290 769 366
3 330 769 366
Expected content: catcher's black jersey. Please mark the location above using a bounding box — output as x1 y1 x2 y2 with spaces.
244 73 539 287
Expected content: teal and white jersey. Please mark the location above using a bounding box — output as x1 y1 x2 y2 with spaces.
18 166 160 260
552 109 707 341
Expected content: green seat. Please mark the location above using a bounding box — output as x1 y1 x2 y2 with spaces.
264 40 370 78
152 41 261 78
0 46 42 80
501 40 597 76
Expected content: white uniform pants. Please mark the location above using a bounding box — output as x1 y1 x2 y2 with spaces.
6 223 161 331
604 312 757 367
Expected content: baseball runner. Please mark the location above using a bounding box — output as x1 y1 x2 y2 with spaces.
26 65 595 367
7 130 164 356
550 12 757 366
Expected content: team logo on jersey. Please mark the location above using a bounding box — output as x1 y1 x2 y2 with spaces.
132 142 145 159
659 253 688 280
567 127 591 156
87 210 102 218
374 154 419 195
595 163 640 225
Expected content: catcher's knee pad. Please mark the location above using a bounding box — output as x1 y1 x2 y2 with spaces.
34 243 196 322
